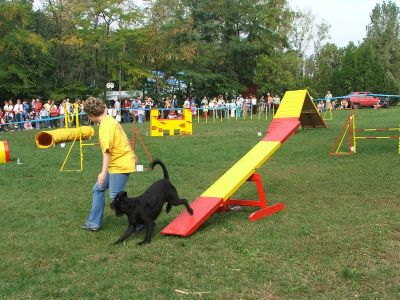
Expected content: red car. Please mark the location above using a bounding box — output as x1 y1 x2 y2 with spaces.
345 92 380 108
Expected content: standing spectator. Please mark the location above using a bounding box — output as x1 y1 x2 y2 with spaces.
164 97 172 118
259 96 266 116
273 95 281 111
251 95 257 115
229 99 236 118
200 96 208 107
31 98 36 110
0 108 5 133
138 104 145 123
171 94 178 108
209 97 216 119
114 98 121 122
325 91 333 111
58 99 66 127
190 96 196 106
131 97 141 122
22 99 30 120
204 102 210 119
44 100 52 128
77 99 85 125
34 99 42 129
200 96 208 118
267 93 273 115
183 97 190 109
145 97 152 122
50 101 59 128
190 102 197 120
122 98 131 123
13 99 24 130
40 106 50 128
236 95 243 118
65 98 72 114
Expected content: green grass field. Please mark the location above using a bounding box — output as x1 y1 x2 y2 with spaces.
1 108 399 299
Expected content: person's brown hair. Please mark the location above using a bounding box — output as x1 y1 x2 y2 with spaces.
83 97 106 116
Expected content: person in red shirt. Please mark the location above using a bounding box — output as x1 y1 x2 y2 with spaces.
50 100 59 128
34 99 42 129
122 98 131 123
34 99 42 113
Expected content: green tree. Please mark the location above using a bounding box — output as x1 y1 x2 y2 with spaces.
0 0 50 98
365 0 400 93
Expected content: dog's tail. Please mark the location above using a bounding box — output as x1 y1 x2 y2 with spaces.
150 159 169 180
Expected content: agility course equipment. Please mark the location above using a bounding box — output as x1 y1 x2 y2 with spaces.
323 107 333 120
35 126 95 149
330 114 400 155
64 102 79 129
150 109 192 136
60 124 153 172
0 140 10 163
131 126 153 171
161 90 326 237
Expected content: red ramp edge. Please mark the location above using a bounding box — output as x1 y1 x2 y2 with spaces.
161 197 223 237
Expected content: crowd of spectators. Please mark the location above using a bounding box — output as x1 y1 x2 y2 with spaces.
109 94 281 124
0 93 282 132
0 98 84 133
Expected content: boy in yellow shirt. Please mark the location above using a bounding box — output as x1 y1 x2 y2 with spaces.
81 97 136 231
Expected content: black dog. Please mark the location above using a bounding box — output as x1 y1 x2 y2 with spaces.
110 159 193 245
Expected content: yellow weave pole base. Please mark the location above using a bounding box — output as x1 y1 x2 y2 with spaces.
60 135 82 172
323 108 333 120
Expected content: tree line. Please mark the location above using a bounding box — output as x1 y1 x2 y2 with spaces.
0 0 399 101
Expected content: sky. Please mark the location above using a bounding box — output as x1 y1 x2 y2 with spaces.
289 0 400 47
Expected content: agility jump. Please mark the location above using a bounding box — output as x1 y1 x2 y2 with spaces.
330 114 400 155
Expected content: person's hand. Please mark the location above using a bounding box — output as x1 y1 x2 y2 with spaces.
97 172 107 188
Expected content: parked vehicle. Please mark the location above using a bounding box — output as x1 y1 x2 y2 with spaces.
344 92 380 108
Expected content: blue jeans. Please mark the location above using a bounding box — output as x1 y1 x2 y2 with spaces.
124 110 131 123
84 172 130 229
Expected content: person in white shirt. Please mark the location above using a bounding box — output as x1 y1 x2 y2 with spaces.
208 98 215 119
39 106 50 129
114 98 121 116
229 100 236 118
183 98 190 109
251 95 257 115
4 100 13 123
325 91 333 111
13 99 24 130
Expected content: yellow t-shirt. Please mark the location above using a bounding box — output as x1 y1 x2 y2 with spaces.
99 115 136 173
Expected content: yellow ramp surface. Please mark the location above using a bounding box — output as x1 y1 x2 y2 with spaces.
202 141 281 200
274 90 307 118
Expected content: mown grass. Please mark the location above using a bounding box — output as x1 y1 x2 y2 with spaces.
1 108 399 299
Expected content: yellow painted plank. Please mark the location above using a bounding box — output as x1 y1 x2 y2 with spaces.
274 90 307 119
201 141 281 200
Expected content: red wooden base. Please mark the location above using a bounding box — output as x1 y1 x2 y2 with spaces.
220 172 285 221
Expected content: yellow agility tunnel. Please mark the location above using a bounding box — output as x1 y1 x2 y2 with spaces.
35 126 95 149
